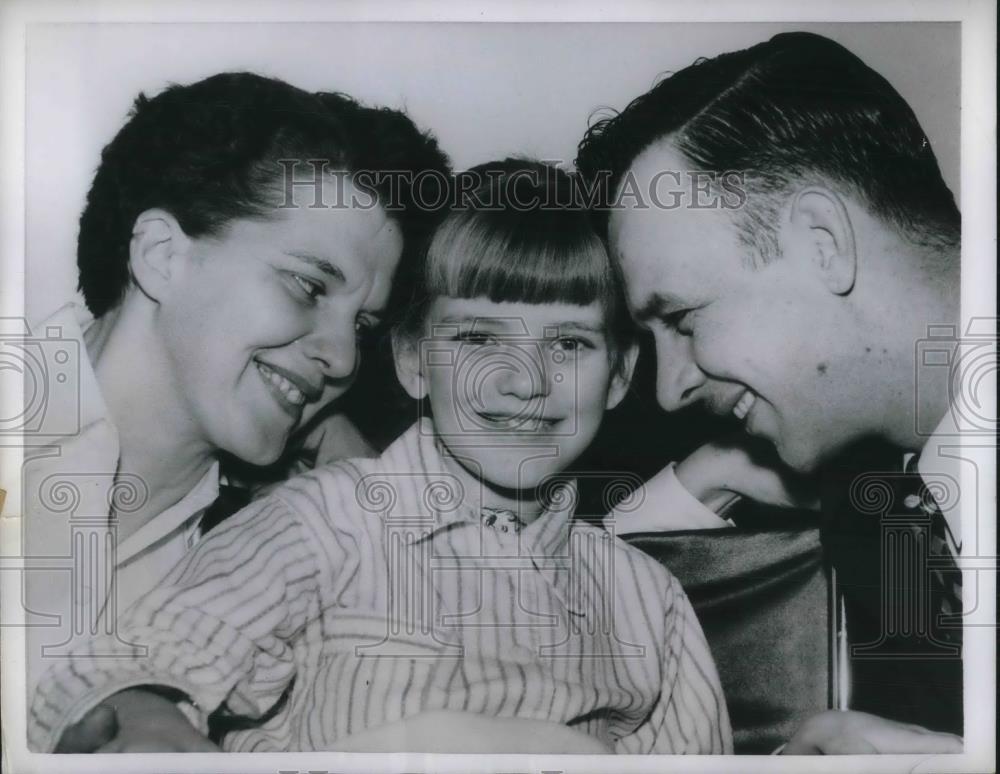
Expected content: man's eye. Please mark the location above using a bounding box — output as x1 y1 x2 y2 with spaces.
291 274 324 301
662 310 693 334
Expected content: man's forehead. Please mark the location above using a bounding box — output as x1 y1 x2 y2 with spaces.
628 138 690 187
613 196 739 266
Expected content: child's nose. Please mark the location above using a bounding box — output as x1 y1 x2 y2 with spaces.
495 348 551 400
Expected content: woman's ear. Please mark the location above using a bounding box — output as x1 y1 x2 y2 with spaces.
392 328 428 401
128 209 192 302
606 342 639 410
781 186 857 295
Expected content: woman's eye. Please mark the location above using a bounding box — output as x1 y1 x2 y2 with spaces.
355 316 376 339
291 274 324 301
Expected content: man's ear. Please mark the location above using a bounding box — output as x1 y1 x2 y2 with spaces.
782 187 857 295
391 329 428 401
128 209 192 302
606 342 639 410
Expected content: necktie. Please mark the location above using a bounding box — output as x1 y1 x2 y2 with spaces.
480 507 525 534
899 455 962 642
199 484 252 536
820 442 963 733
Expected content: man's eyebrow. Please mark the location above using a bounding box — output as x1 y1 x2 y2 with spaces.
633 292 673 323
284 251 346 282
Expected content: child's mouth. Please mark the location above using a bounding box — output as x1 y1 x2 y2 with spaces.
475 411 559 431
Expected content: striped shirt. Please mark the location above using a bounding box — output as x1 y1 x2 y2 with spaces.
30 420 732 754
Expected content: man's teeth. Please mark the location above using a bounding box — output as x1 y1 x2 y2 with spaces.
256 362 306 406
733 391 756 421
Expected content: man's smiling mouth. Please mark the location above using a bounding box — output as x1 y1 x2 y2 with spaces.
732 389 757 421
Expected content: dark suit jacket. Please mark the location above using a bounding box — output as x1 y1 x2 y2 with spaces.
820 441 963 735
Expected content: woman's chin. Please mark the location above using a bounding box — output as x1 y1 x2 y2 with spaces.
227 433 288 468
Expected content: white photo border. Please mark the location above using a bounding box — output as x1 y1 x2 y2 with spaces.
1 2 994 773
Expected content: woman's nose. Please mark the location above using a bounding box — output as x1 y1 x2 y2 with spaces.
302 321 358 382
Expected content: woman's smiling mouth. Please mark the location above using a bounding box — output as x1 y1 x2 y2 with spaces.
255 360 313 413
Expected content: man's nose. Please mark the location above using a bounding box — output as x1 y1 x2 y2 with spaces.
655 332 706 412
495 347 551 401
301 319 358 382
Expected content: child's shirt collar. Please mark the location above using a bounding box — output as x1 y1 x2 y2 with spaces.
393 418 579 564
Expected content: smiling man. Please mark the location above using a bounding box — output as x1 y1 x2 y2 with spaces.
577 31 965 753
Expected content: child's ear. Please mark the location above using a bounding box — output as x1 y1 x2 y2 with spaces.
128 208 193 302
392 329 428 401
606 342 639 410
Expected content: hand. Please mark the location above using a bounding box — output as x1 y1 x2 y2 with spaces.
54 703 118 753
335 711 613 754
783 710 963 754
677 436 820 512
57 689 219 753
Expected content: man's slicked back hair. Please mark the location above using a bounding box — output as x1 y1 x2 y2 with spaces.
576 32 960 262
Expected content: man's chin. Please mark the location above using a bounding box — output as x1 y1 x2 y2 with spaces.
774 440 824 475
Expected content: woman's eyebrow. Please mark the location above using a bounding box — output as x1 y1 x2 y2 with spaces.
284 251 346 283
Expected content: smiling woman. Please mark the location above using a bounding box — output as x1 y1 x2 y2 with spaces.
145 176 403 466
21 71 450 737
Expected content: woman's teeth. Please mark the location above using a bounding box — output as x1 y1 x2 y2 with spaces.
733 390 756 421
256 362 306 406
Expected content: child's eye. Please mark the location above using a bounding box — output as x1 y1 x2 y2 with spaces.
552 336 590 353
455 331 500 346
290 274 325 302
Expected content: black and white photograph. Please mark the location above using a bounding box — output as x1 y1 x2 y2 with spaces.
0 2 995 773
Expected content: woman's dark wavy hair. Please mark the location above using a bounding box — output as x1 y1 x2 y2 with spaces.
78 72 450 317
576 32 960 261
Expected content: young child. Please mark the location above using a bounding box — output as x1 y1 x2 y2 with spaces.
30 160 732 754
